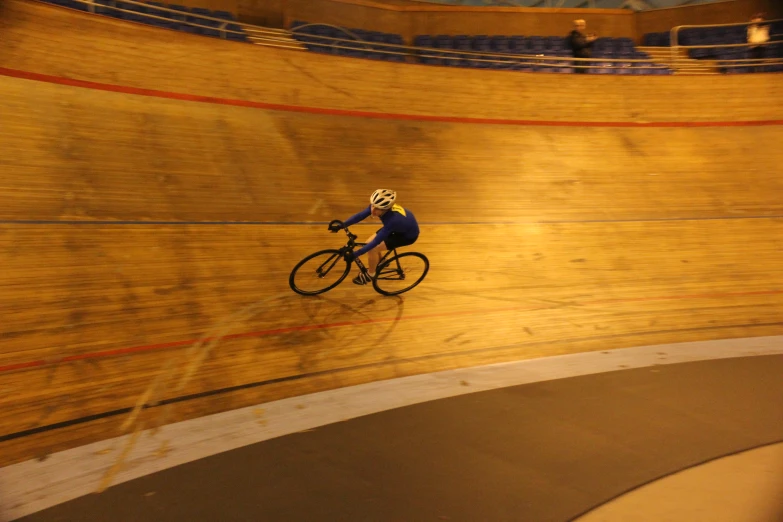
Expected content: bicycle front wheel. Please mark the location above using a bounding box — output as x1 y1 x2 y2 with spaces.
290 249 351 295
373 252 429 296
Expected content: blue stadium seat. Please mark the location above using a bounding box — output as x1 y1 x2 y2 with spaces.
166 5 189 23
490 36 509 52
414 35 433 47
187 7 220 37
213 10 235 20
544 36 564 51
93 0 116 15
509 36 525 53
116 1 148 23
144 2 177 29
527 36 545 52
47 0 90 12
224 23 247 42
434 35 452 48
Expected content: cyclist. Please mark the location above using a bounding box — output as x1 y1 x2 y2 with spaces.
329 189 420 285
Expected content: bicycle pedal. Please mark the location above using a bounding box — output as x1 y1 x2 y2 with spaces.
352 273 372 285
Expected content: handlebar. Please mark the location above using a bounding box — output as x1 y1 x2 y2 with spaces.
328 219 358 242
328 220 360 259
327 220 371 269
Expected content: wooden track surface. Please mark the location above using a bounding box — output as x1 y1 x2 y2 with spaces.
0 1 782 467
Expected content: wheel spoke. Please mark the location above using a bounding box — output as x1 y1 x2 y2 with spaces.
290 250 350 295
372 252 429 296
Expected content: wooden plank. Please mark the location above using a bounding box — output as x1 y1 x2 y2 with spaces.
286 0 632 14
636 0 783 37
282 0 634 40
1 3 782 466
1 76 782 223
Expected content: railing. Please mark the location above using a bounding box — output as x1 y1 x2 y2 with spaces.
409 0 598 6
289 28 670 73
291 23 377 53
37 0 782 74
47 0 299 48
670 20 783 73
92 0 244 39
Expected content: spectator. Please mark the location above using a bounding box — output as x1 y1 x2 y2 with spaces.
568 19 597 74
747 13 769 72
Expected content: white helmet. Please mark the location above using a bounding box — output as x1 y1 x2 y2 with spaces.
370 189 396 210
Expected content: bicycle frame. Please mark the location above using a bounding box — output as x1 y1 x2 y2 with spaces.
334 222 399 277
289 220 428 296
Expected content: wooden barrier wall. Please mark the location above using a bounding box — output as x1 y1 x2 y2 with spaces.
161 0 238 14
280 0 634 41
109 0 783 39
236 0 283 28
636 0 783 37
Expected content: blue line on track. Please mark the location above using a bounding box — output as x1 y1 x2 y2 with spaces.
0 216 781 226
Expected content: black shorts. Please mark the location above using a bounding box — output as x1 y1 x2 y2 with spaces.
378 228 418 251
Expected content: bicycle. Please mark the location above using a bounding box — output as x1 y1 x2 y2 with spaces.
289 220 429 296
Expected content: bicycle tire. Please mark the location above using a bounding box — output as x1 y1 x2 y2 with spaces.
289 249 351 295
372 252 429 296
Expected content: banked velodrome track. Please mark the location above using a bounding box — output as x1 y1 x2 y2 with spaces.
0 1 782 520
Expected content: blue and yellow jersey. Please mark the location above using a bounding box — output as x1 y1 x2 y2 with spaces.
343 204 420 257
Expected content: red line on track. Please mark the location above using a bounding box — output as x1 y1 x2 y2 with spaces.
1 289 781 373
1 67 781 128
1 66 781 371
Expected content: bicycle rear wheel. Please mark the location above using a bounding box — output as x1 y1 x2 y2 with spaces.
290 249 351 295
372 252 429 296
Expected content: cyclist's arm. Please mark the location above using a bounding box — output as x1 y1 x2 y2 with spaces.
342 206 371 228
354 226 391 257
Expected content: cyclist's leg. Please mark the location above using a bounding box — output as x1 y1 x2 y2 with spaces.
353 233 384 285
354 233 416 285
367 237 387 275
376 233 416 271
